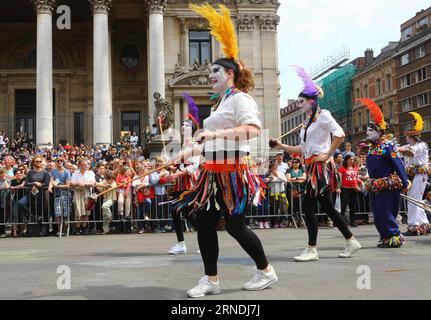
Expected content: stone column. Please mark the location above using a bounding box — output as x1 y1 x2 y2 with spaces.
147 0 167 127
90 0 112 145
237 15 255 69
32 0 56 147
259 15 280 139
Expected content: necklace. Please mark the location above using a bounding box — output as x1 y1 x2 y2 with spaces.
211 86 240 112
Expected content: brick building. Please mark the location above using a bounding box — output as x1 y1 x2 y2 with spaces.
395 7 431 144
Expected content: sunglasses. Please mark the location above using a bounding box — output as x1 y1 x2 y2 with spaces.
56 160 63 163
298 99 306 104
34 160 42 163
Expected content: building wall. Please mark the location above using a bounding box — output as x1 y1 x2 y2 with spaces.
352 57 399 146
280 100 304 147
396 38 431 143
0 0 281 146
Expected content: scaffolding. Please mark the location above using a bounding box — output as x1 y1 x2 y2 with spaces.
317 63 357 118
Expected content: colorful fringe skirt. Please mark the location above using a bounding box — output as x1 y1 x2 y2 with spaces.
171 156 267 216
304 156 341 198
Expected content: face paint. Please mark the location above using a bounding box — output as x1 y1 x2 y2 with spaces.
406 136 416 145
209 64 229 93
366 126 380 141
298 98 314 112
182 121 193 140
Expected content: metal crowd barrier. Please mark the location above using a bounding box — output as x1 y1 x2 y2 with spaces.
0 179 411 236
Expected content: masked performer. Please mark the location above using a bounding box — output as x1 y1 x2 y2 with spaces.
270 66 361 262
171 4 277 298
357 98 409 248
398 112 430 236
168 93 201 255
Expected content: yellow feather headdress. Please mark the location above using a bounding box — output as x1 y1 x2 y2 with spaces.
406 112 424 136
189 3 239 61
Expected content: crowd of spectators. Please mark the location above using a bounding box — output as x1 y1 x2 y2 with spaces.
1 133 430 238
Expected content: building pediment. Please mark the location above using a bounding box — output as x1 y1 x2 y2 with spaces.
168 62 211 87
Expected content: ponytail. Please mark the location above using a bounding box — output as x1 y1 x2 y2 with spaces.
303 104 318 143
234 60 255 93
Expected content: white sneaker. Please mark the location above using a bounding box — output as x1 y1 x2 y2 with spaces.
259 222 264 229
294 247 319 262
243 265 278 291
264 222 270 229
169 243 187 255
338 238 361 258
187 276 221 298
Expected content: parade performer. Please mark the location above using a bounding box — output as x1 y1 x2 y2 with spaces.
398 112 430 236
269 66 361 262
167 93 201 255
357 98 409 247
171 3 277 298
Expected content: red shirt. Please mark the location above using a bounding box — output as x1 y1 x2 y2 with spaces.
338 166 359 189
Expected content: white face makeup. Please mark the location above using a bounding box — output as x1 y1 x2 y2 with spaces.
366 126 380 141
181 121 193 140
209 64 229 93
298 98 313 112
406 136 416 145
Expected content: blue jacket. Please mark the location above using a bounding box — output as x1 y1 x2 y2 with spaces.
366 140 409 187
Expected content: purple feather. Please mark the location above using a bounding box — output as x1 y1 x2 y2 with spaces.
183 92 200 125
293 65 318 97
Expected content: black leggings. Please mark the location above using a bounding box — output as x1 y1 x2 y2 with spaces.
196 189 269 276
341 188 357 224
171 192 196 243
302 190 353 246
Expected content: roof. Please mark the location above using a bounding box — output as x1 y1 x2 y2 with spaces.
353 43 399 77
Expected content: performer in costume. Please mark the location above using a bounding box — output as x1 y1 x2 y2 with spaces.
357 98 409 248
398 112 430 236
167 93 201 255
171 4 277 298
269 66 361 262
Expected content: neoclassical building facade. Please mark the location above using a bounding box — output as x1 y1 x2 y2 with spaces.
0 0 281 147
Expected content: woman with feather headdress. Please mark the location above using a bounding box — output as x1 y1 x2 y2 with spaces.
170 3 277 298
398 112 430 236
167 93 201 255
269 66 361 262
356 98 409 247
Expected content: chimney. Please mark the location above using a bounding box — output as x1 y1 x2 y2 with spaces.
365 48 374 66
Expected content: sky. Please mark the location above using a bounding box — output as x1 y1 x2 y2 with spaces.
277 0 431 107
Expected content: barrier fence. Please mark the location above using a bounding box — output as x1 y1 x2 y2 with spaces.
0 180 409 236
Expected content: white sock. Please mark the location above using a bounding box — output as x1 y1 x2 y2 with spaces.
178 241 185 246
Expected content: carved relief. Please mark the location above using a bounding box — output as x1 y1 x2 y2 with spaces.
169 61 211 87
237 15 255 31
258 15 280 31
89 0 112 15
31 0 56 14
146 0 167 13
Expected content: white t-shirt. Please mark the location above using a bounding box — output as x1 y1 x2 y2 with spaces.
406 141 429 167
130 135 138 145
300 109 344 160
203 91 262 153
277 162 288 175
71 170 96 185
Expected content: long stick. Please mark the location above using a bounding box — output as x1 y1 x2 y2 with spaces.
401 194 431 211
276 124 303 141
93 162 173 198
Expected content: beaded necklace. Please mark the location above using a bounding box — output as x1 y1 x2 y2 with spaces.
211 86 240 112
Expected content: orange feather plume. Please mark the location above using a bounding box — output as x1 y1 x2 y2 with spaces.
356 98 387 130
189 3 239 61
